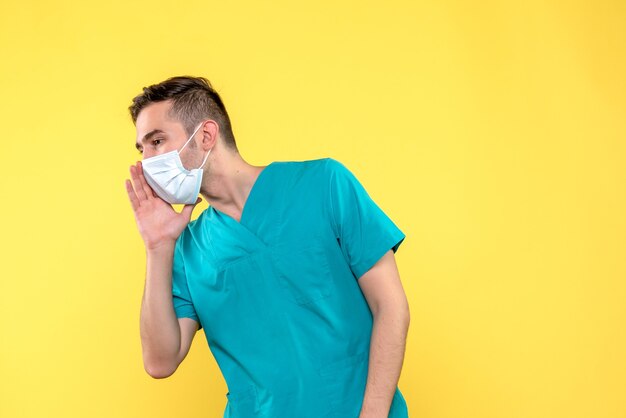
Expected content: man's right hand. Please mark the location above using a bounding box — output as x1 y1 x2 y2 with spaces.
125 160 201 250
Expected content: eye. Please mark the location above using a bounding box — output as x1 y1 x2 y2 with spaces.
152 138 163 147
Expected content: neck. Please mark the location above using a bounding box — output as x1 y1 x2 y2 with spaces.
199 149 267 221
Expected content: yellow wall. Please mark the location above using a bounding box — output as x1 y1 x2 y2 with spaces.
1 1 624 417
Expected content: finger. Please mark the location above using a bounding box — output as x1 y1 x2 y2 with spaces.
125 179 139 211
129 164 148 201
136 161 155 200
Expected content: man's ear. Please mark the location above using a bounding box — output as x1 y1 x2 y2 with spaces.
201 119 220 150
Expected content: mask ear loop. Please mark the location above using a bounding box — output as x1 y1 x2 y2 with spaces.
179 121 205 154
179 121 212 170
198 148 211 169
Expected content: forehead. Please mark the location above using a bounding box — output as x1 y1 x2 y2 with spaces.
135 100 183 142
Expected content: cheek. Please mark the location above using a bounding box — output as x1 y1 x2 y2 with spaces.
180 150 203 169
178 154 196 170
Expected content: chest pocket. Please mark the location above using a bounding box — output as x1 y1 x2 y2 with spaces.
270 241 334 306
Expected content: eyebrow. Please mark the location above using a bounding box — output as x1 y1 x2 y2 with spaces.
135 129 166 151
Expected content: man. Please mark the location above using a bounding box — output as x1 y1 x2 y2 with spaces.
125 75 410 418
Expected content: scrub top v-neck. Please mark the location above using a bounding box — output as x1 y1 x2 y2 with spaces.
171 157 408 418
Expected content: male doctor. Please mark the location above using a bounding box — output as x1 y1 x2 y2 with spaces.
125 75 411 418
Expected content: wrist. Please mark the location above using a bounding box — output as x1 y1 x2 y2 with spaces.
145 239 176 255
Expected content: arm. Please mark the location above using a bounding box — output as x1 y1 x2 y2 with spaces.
140 243 200 378
357 249 410 418
324 158 408 415
126 161 202 379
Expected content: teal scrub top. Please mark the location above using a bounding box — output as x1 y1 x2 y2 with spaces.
172 157 408 418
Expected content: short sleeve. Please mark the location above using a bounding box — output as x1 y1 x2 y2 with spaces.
326 158 406 279
172 235 202 330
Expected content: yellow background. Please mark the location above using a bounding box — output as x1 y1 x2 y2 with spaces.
1 0 625 417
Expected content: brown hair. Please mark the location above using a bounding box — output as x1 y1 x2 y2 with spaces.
128 75 237 151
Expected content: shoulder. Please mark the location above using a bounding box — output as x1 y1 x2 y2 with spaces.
322 157 352 177
283 158 361 196
321 157 362 188
274 157 350 179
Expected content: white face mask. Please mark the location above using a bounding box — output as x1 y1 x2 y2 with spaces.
141 122 211 204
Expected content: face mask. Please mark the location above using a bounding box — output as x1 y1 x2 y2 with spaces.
141 122 211 204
